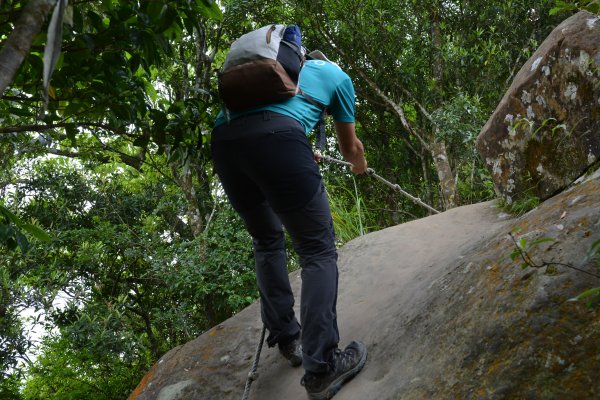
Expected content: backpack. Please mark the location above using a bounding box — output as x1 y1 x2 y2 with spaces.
218 24 305 112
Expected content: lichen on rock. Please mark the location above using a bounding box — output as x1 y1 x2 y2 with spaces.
476 11 600 204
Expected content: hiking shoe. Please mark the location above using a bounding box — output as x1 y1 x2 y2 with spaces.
279 338 302 367
301 341 368 400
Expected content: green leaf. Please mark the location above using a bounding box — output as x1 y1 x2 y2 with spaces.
529 238 554 247
510 249 520 261
146 1 166 24
129 53 141 73
568 287 600 302
21 223 52 242
144 80 157 102
158 6 180 34
195 0 222 21
0 224 15 241
15 231 30 254
1 205 51 244
87 11 105 31
0 204 22 225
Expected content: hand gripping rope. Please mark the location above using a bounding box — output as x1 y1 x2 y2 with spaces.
316 152 441 214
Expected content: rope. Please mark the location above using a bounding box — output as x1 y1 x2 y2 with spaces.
318 153 441 214
241 325 266 400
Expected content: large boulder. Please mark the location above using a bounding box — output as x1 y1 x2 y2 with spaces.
130 167 600 400
476 11 600 204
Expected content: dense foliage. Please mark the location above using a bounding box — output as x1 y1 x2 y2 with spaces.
0 0 578 397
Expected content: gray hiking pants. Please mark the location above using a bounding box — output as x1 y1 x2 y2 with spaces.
211 111 339 373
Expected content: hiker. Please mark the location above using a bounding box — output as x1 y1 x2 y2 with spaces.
211 26 368 400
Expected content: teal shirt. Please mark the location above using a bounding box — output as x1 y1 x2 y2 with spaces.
214 60 356 134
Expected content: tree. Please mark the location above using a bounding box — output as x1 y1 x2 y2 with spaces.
0 1 242 395
4 154 257 398
292 0 562 215
0 0 573 396
0 0 55 96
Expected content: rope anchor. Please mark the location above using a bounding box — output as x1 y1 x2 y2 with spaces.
318 153 440 214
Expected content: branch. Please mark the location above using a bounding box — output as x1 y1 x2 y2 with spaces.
124 301 160 359
399 86 439 129
310 21 431 150
0 0 55 97
0 122 121 134
376 127 422 159
357 68 429 148
15 138 146 170
86 133 147 170
44 146 144 171
509 233 600 280
144 151 179 186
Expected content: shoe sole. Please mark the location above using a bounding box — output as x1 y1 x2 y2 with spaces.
306 342 368 400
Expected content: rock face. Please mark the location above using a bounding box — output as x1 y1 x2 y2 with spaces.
130 167 600 400
476 11 600 204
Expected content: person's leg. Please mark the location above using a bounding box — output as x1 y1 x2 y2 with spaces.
211 116 302 347
236 202 301 346
266 149 368 400
277 182 340 374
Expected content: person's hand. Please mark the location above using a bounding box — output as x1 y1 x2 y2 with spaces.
351 156 368 174
314 150 322 164
334 122 367 174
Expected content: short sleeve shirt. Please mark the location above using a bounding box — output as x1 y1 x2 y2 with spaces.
214 60 356 134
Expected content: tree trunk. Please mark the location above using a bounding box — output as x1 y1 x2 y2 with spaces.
355 67 459 210
430 3 444 100
420 146 433 207
0 0 55 97
428 2 460 209
430 140 459 209
170 162 203 237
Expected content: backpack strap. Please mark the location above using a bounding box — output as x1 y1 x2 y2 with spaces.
280 39 303 57
298 89 328 151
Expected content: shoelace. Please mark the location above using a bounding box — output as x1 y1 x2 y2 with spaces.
331 347 358 372
301 347 357 386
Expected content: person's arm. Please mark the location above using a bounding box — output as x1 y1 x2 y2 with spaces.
334 121 368 174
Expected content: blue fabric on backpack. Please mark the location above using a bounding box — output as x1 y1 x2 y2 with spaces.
283 25 302 47
278 25 303 85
